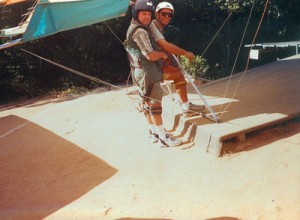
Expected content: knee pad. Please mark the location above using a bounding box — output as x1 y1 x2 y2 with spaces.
173 74 186 90
173 80 187 90
149 106 162 115
143 104 162 116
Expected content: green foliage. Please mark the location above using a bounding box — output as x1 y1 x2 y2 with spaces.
214 0 244 12
180 55 209 79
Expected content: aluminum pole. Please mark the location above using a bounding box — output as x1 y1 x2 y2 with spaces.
172 54 221 123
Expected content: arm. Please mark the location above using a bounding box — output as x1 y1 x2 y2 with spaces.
148 50 168 61
133 27 167 61
156 39 194 61
149 21 194 61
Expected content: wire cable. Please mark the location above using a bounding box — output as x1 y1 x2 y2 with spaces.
219 0 270 119
21 48 164 104
201 11 233 57
22 49 124 90
218 0 257 116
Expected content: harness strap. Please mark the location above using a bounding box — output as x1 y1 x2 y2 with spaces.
173 81 186 87
143 82 154 102
144 105 162 115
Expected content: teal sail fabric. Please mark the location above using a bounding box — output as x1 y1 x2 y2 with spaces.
21 0 130 42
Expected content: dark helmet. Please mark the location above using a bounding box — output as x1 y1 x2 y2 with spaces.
132 0 155 19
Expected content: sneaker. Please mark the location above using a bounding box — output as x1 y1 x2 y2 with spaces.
160 134 183 147
149 130 159 143
183 102 206 118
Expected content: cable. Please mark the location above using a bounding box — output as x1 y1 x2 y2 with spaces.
219 0 270 119
218 0 257 116
21 48 164 104
104 21 124 45
201 11 233 57
22 49 123 90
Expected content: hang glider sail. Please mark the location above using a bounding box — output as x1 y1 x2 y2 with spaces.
0 0 130 50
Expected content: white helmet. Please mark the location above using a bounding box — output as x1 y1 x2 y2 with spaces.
155 2 174 13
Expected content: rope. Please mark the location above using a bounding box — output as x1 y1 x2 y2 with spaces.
22 49 123 90
218 0 257 116
103 21 139 101
104 21 124 45
219 0 270 119
201 11 233 57
21 48 163 104
21 49 185 119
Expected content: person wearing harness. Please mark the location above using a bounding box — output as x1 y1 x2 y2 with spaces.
149 2 206 117
125 0 182 147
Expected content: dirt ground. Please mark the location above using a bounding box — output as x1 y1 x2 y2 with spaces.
0 87 300 220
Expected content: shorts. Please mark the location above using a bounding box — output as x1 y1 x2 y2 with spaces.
162 68 186 89
132 68 163 104
161 57 186 89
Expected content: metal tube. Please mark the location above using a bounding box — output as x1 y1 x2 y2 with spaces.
172 55 220 123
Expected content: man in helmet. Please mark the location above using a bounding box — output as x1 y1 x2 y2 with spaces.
149 1 206 118
125 0 182 147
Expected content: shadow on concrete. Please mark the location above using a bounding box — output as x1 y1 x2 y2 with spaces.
0 115 117 220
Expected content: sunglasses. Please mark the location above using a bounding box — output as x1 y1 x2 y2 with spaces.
161 12 173 18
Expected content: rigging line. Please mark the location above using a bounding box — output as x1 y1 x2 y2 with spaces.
218 0 256 116
21 49 202 118
103 21 135 98
219 0 270 119
22 48 123 90
201 11 233 57
21 48 163 104
201 0 243 57
104 21 124 45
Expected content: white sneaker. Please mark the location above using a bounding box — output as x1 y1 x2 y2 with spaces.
160 134 183 147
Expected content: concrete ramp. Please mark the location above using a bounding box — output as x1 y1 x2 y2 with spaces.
162 55 300 157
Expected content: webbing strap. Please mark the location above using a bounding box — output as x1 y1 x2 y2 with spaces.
144 82 154 102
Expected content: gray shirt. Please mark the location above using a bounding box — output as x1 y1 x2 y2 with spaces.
149 20 165 42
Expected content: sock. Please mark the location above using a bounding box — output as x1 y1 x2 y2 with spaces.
148 124 156 135
155 125 167 140
181 101 190 110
